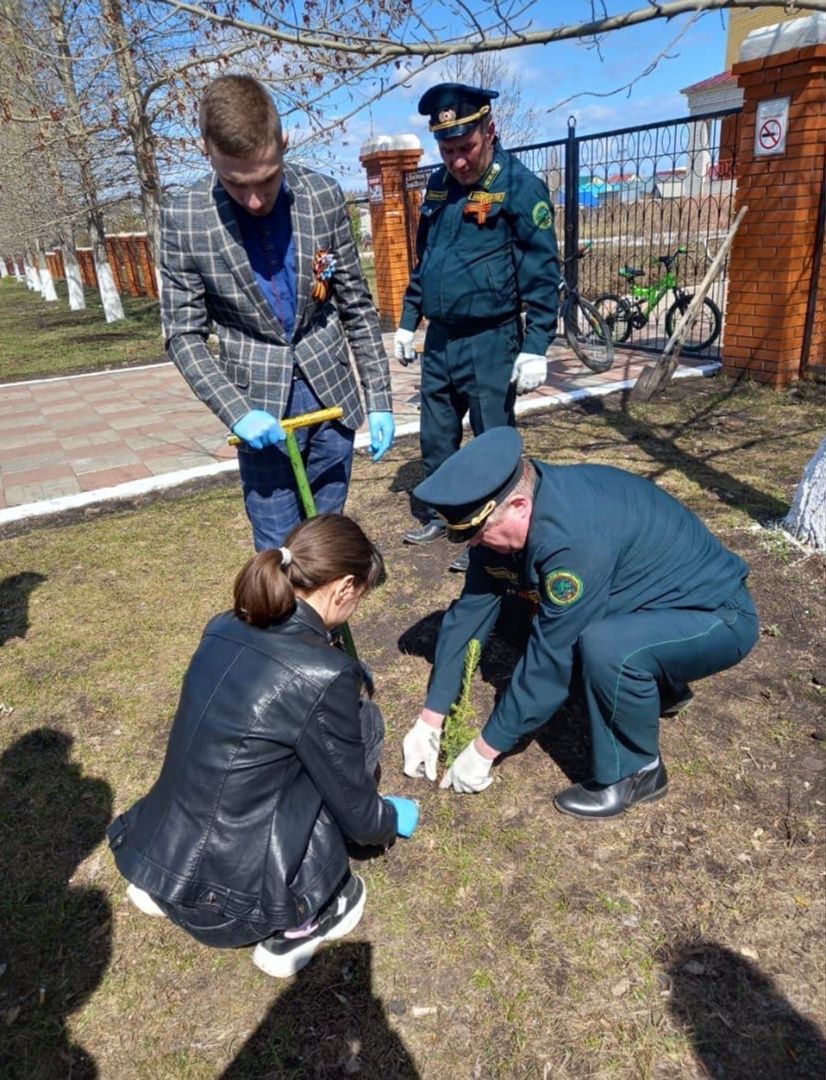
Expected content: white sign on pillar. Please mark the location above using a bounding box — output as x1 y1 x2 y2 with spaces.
368 174 384 204
754 97 790 157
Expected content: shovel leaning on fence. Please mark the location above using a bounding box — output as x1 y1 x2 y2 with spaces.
228 405 360 661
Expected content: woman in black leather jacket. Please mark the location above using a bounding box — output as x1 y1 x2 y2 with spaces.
108 514 418 978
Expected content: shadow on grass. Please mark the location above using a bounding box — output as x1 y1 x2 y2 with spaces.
661 939 826 1079
221 942 419 1078
0 572 46 646
390 375 806 529
577 379 797 523
0 729 112 1079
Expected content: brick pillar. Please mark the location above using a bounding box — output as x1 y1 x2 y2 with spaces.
723 15 826 387
360 135 423 331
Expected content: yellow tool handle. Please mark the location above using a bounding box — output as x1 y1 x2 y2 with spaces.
228 406 344 445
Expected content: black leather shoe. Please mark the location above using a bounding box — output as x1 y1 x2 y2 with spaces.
553 760 669 819
661 685 694 717
403 521 446 545
448 547 470 573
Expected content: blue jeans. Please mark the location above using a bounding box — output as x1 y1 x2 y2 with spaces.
237 378 355 551
156 698 385 949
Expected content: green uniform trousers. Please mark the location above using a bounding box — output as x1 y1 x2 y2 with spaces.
420 316 520 486
578 583 759 783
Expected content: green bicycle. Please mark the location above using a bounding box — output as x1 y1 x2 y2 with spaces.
593 246 722 353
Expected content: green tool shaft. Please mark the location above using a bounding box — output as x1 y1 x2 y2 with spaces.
284 434 359 663
285 430 314 519
227 405 359 662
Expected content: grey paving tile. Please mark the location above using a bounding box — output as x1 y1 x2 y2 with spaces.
1 451 70 475
59 430 123 450
143 453 214 475
72 449 142 473
0 433 44 451
4 483 47 505
40 478 82 496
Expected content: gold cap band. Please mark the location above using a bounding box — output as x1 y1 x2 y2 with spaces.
430 104 490 133
436 498 497 532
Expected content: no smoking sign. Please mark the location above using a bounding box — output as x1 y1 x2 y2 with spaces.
754 97 790 157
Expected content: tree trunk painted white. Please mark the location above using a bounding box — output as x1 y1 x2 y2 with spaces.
96 257 125 323
89 215 124 323
783 437 826 551
35 240 59 302
61 231 87 311
0 258 8 278
24 254 41 292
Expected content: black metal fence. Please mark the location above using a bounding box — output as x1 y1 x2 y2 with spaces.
403 108 742 359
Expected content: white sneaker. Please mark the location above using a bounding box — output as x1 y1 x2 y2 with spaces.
126 882 167 918
252 874 366 979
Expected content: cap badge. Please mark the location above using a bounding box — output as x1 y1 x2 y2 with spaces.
438 108 457 124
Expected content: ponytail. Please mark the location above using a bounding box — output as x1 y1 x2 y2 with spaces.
233 514 385 628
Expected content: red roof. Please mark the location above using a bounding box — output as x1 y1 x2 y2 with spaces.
606 172 637 184
680 71 736 94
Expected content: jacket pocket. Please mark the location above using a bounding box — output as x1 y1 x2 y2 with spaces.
224 360 249 388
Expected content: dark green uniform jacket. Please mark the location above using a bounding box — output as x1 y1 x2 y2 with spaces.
425 463 750 752
399 142 560 354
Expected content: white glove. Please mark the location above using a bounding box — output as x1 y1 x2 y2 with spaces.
510 352 547 395
403 717 441 782
440 740 494 794
394 328 416 362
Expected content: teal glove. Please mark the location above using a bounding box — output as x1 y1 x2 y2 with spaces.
384 795 420 838
367 411 395 462
232 410 285 450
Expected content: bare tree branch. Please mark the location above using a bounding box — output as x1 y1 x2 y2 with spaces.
149 0 826 58
546 9 701 115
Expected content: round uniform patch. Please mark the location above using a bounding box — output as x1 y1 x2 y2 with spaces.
532 200 553 230
544 569 584 606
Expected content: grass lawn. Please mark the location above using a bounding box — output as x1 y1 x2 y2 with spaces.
0 375 824 1078
0 277 163 382
0 256 379 384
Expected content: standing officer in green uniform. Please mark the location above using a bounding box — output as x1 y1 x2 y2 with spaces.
395 83 560 573
401 428 760 818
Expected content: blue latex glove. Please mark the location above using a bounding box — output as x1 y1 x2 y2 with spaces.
367 411 395 463
384 795 420 838
232 410 285 451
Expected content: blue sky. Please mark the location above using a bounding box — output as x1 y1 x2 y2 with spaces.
305 4 731 185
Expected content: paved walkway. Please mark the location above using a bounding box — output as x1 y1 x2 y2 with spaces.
0 332 717 524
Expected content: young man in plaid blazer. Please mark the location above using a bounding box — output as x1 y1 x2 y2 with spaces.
161 74 395 549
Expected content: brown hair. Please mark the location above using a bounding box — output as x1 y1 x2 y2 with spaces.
199 74 283 156
233 514 385 628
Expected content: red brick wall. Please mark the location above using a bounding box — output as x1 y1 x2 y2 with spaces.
360 147 423 330
724 43 826 386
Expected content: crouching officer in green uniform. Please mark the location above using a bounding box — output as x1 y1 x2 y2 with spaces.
395 83 560 573
401 428 760 818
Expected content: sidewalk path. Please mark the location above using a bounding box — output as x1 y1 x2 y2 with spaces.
0 332 717 525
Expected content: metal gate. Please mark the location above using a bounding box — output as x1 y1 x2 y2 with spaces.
403 108 742 360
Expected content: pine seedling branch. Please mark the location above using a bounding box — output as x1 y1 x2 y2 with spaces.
441 638 482 767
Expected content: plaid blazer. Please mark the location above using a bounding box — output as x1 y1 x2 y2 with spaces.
160 164 390 431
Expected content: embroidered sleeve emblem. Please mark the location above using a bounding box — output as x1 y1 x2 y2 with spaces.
544 569 584 606
532 200 554 230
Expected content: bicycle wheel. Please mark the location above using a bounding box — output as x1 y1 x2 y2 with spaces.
563 295 615 373
593 293 633 343
665 294 722 353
